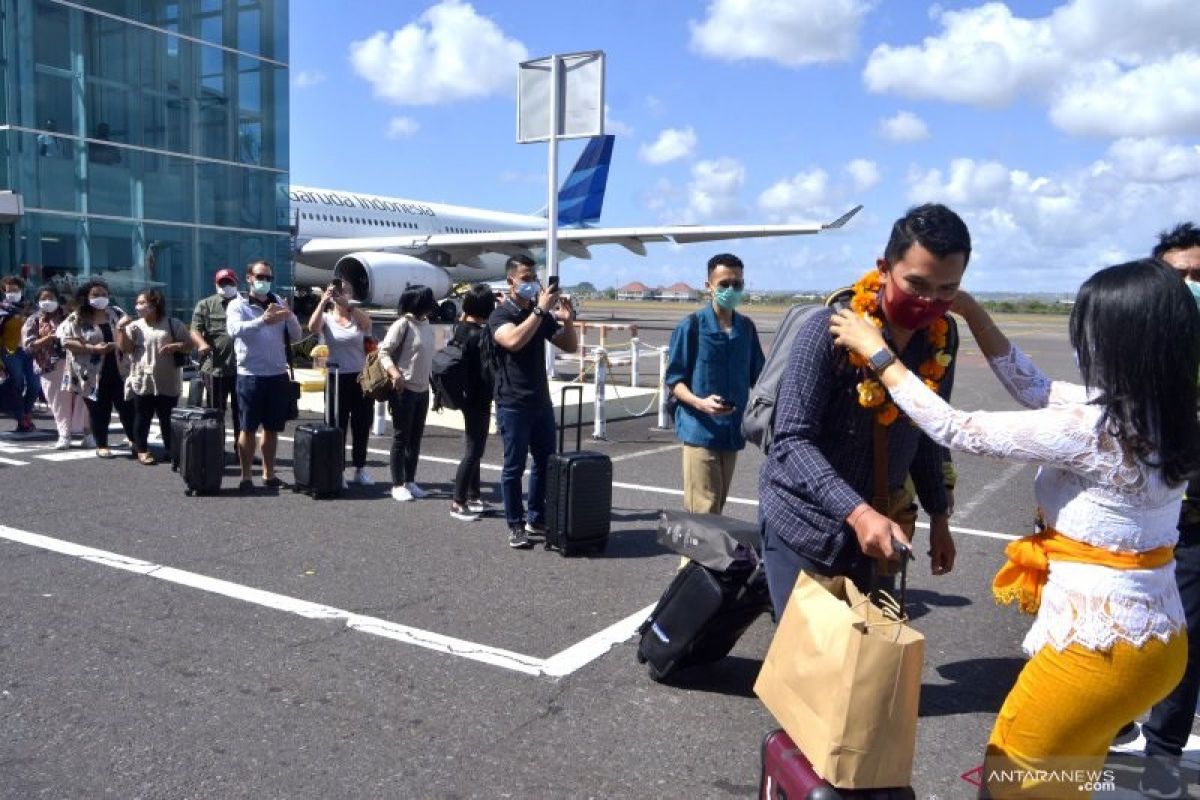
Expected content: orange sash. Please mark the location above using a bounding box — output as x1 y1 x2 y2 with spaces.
992 528 1174 614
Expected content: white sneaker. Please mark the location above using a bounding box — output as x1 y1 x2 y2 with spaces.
340 476 349 490
405 482 428 499
391 485 414 502
466 499 490 514
80 434 96 449
53 437 71 450
353 468 374 486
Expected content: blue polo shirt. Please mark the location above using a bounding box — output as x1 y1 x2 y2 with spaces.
665 305 765 452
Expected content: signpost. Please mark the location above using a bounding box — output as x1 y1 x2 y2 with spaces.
517 51 605 377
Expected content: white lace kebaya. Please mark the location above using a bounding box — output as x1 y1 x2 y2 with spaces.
887 343 1186 656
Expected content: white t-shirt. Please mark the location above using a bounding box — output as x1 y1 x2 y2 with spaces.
319 312 366 374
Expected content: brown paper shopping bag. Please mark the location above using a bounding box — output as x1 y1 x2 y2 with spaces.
754 572 924 789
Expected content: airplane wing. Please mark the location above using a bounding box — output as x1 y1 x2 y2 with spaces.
298 205 862 265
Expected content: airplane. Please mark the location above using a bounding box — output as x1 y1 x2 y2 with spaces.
290 135 861 321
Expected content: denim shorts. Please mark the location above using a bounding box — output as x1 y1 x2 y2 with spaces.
236 373 290 433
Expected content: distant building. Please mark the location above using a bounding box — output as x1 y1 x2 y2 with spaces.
617 281 655 301
659 281 698 302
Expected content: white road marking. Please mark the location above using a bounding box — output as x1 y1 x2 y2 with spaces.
36 450 98 462
0 456 29 466
0 523 644 678
611 444 682 462
953 462 1027 520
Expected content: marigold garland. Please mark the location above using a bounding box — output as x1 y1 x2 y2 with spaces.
847 269 952 426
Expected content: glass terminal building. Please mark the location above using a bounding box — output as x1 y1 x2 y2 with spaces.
0 0 290 316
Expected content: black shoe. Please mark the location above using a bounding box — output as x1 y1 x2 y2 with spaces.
264 476 286 490
238 479 254 493
1111 721 1140 747
508 526 533 549
1140 754 1185 799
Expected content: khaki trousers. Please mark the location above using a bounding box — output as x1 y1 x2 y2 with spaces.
681 444 738 515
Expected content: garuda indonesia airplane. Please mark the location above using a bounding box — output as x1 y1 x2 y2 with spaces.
290 136 860 319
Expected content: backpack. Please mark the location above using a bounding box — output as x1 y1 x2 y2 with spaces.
358 319 409 402
741 289 851 454
430 329 470 411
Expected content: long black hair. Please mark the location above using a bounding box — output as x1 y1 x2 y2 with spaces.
1070 258 1200 485
398 284 436 318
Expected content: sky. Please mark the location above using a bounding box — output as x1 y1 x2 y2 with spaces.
289 0 1200 295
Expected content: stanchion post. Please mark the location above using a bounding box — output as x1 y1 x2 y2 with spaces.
654 345 671 430
578 322 587 380
373 399 388 435
592 348 607 441
630 337 640 387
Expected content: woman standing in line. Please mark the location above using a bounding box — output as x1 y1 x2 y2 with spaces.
117 288 191 465
380 285 436 503
308 278 376 487
59 279 135 459
831 258 1200 799
22 285 89 449
449 284 497 521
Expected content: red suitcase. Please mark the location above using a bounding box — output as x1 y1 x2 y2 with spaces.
759 729 915 800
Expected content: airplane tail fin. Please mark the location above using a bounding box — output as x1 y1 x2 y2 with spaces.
536 134 614 227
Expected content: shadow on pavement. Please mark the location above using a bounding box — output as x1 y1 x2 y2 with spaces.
920 657 1025 718
902 588 972 622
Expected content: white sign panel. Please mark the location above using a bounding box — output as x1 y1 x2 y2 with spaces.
517 51 605 143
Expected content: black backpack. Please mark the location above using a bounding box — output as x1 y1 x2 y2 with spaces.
431 330 470 411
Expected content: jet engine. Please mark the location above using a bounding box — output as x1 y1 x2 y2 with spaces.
333 253 452 309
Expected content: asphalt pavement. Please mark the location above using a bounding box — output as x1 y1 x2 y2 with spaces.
1 305 1196 799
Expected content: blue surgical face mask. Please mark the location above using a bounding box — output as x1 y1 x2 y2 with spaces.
714 286 744 311
251 279 271 296
515 280 540 301
1186 278 1200 307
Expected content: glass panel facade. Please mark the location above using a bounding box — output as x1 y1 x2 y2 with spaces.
0 0 289 318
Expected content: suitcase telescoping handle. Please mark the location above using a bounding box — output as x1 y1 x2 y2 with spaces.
327 361 340 425
875 537 913 614
558 384 584 453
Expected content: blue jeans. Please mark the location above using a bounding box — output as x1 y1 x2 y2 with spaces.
761 523 874 618
1 349 38 420
495 403 556 528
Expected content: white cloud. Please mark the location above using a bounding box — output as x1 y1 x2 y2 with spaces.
1049 54 1200 137
686 158 745 221
385 116 420 139
759 169 831 219
690 0 871 67
901 151 1200 290
862 0 1200 137
639 127 698 165
348 0 527 106
846 159 881 191
293 69 326 89
604 105 634 138
878 110 930 142
1102 137 1200 183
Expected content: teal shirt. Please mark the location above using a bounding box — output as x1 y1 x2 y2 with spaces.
665 305 765 451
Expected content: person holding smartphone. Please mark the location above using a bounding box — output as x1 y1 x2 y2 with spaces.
665 253 765 515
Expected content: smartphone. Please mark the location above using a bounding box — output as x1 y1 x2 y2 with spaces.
716 396 735 410
330 278 343 290
547 275 560 292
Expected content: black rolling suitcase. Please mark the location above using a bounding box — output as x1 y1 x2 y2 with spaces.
171 407 224 495
544 385 612 556
292 363 344 498
636 558 770 681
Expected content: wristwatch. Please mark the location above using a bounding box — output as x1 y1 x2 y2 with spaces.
531 306 545 318
867 347 896 373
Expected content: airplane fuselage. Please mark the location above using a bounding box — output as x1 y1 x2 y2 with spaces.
289 184 547 287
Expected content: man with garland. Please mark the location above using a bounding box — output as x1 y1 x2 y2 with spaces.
759 203 969 615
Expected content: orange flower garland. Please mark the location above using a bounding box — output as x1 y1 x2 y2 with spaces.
846 269 952 427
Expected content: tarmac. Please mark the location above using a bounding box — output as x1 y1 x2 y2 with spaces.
1 303 1197 798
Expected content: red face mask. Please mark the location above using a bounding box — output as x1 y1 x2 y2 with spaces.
881 280 952 330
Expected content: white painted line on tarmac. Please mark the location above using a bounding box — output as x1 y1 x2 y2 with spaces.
36 450 98 462
0 523 648 679
542 603 655 678
954 462 1026 520
611 444 682 462
0 456 29 466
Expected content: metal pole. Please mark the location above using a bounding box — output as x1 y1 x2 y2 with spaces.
373 399 388 435
592 348 607 440
629 336 640 387
544 54 560 381
656 346 670 430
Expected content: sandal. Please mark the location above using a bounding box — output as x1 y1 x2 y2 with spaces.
96 448 113 459
137 452 157 465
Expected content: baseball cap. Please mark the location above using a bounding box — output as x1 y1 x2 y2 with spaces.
214 268 237 285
